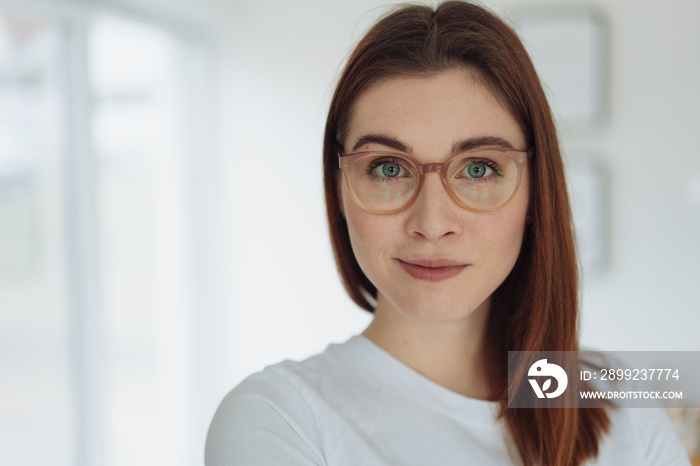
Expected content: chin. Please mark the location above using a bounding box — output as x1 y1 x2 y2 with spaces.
387 293 490 324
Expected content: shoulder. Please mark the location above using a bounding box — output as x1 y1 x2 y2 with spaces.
214 358 322 420
596 407 691 466
579 351 690 465
205 356 329 466
205 339 361 466
628 408 691 466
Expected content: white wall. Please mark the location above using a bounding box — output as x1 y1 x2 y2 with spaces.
558 0 700 352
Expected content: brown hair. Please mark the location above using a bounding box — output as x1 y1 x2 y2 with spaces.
323 2 610 465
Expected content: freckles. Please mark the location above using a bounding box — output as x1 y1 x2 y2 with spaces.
345 208 381 253
349 218 395 258
344 206 405 285
469 209 528 267
468 210 524 239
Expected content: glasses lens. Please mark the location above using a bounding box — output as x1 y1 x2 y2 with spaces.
446 151 519 210
347 153 418 212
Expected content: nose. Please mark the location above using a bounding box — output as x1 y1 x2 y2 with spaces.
404 172 462 241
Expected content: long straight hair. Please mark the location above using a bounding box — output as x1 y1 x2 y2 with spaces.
323 2 610 465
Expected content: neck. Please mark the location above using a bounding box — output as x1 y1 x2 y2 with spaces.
362 294 493 400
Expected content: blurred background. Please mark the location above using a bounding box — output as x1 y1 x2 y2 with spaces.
0 0 698 464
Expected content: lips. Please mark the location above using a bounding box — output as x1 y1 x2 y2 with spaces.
397 258 468 282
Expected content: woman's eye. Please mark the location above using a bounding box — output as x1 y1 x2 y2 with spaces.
367 159 407 178
377 162 401 177
459 160 498 179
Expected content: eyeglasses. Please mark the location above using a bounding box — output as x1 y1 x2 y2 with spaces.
338 148 529 214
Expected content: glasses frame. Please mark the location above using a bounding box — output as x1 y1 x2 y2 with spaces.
338 147 530 214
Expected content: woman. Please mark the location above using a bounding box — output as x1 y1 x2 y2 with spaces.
206 2 690 465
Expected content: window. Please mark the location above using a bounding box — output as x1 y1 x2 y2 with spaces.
0 3 219 465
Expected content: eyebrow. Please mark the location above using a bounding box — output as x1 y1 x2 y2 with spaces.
350 134 517 154
452 136 517 153
351 134 412 153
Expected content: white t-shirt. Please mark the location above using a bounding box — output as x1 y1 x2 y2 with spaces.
206 335 691 465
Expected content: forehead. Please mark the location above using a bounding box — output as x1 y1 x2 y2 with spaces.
345 71 525 157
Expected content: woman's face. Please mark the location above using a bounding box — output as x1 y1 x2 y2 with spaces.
340 70 530 323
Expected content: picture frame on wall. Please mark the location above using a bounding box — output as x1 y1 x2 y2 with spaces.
514 7 607 131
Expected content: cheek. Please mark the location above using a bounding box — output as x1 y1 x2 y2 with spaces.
345 205 384 259
342 185 377 263
342 188 399 274
475 179 529 268
476 216 523 264
492 185 530 269
345 215 384 289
